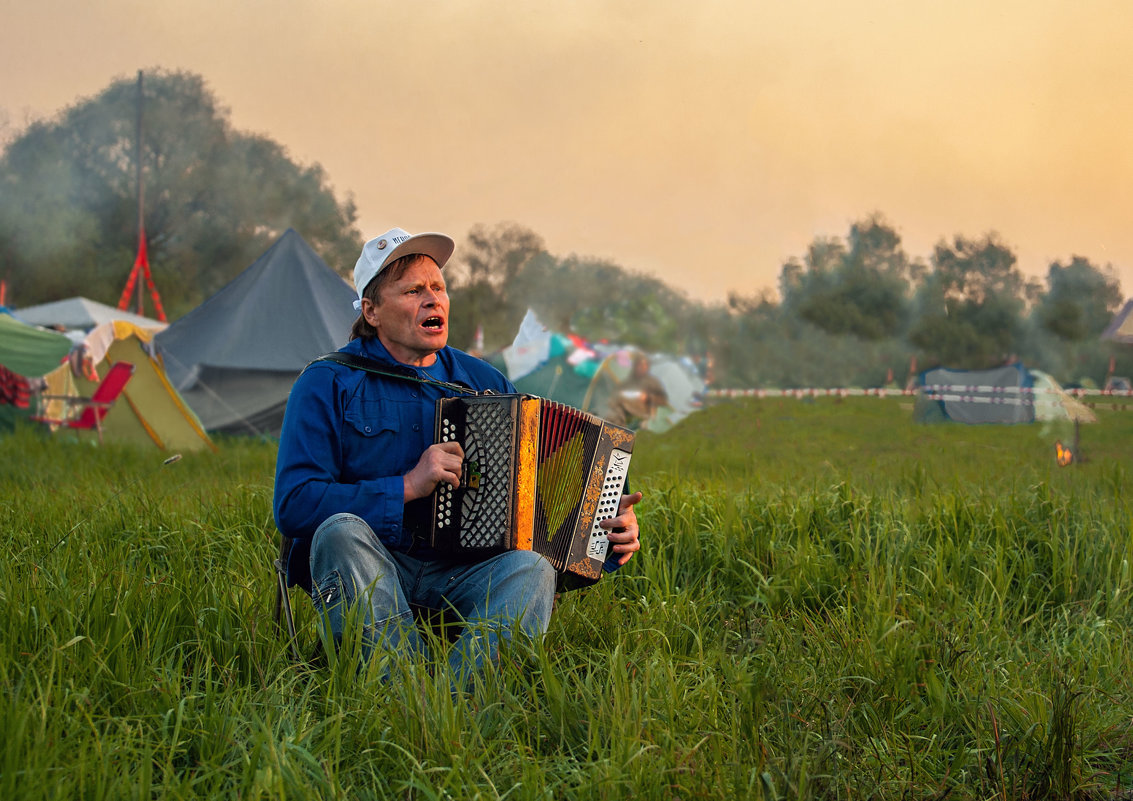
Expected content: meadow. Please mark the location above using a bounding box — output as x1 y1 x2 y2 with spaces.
3 396 1133 800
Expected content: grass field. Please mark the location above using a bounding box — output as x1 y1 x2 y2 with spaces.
4 397 1133 800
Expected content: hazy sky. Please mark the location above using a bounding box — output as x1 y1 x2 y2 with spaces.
3 1 1133 303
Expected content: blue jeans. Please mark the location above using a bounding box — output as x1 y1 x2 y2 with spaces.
309 513 557 683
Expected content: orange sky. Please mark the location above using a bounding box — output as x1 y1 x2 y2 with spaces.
3 1 1132 303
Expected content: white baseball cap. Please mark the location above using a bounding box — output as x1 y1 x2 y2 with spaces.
352 227 455 310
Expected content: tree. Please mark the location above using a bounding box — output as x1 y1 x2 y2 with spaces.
1035 256 1122 342
908 233 1027 368
450 222 546 290
445 222 547 350
1011 256 1125 383
0 69 362 317
778 214 914 341
563 263 694 352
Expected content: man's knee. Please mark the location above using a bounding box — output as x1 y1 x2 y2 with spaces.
308 513 416 644
519 550 557 592
309 513 401 606
312 514 373 550
311 514 397 573
492 551 557 629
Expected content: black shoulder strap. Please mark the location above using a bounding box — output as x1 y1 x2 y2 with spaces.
308 352 480 396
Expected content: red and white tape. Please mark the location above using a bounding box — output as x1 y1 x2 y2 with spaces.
705 385 1133 403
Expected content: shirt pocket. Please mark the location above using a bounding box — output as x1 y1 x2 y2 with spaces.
343 399 400 439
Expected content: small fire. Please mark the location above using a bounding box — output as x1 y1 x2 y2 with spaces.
1055 441 1073 467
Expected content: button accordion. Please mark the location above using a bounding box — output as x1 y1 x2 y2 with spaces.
414 394 634 585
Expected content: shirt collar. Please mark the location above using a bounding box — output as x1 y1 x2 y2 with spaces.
355 338 473 386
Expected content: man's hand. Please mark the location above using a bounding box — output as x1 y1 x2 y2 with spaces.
601 491 643 567
404 441 464 502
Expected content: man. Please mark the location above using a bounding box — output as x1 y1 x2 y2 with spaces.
607 353 670 430
273 227 642 683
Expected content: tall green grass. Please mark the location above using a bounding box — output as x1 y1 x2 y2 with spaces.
3 399 1133 799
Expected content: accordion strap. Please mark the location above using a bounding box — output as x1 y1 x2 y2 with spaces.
309 352 482 396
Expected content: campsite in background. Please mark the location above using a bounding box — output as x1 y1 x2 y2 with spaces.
4 217 1133 445
1 67 1131 413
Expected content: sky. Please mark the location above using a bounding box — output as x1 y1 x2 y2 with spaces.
3 1 1133 304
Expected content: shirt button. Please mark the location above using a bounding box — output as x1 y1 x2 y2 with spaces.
413 424 420 431
412 392 418 398
364 425 371 433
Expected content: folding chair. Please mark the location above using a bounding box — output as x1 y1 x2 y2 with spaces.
32 361 136 444
273 535 303 661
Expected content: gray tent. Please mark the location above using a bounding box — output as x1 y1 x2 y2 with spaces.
1102 298 1133 344
917 362 1035 424
154 229 356 436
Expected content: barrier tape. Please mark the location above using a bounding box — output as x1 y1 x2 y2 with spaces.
706 385 1133 403
706 387 914 399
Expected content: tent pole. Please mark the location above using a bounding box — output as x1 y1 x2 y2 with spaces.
135 70 145 317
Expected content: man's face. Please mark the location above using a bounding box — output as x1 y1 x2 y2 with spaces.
361 255 449 366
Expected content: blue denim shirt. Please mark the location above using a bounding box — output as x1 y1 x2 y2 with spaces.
273 336 514 588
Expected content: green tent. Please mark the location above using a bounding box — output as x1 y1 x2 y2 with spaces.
0 313 72 377
487 349 619 416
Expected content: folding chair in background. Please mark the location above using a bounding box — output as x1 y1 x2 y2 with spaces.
32 361 137 445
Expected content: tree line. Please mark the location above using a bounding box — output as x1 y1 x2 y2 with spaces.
1 70 1128 389
446 218 1128 389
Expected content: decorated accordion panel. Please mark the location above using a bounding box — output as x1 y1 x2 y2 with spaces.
428 394 634 583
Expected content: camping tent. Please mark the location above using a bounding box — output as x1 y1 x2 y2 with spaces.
490 310 622 417
488 348 621 416
0 312 73 425
917 362 1035 424
1102 299 1133 344
0 312 72 378
41 321 215 451
490 309 704 431
15 296 166 333
154 229 356 436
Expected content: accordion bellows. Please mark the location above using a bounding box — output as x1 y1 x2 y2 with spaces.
422 394 634 583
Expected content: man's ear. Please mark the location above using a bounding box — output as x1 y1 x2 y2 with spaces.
361 296 381 329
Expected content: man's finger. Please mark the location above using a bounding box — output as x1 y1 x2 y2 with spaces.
618 491 644 512
434 440 465 459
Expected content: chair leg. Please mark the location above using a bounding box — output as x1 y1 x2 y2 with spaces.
274 558 301 662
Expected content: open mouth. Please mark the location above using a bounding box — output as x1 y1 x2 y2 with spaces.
421 316 445 330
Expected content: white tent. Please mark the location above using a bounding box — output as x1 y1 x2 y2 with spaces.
15 297 166 333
